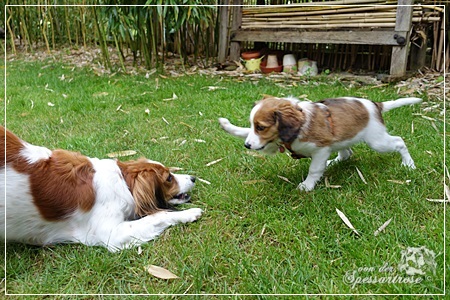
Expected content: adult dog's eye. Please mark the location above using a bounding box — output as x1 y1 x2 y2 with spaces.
256 125 266 131
167 174 173 182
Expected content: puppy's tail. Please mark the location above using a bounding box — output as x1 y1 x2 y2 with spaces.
381 97 422 113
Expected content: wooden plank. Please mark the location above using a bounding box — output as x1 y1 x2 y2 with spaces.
231 29 400 45
229 0 242 61
389 0 413 76
217 0 230 63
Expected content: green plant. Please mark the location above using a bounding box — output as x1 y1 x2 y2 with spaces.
2 3 218 69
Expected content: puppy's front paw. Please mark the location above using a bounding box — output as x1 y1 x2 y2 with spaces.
326 158 337 167
180 208 203 223
297 181 315 192
218 117 231 129
402 160 416 169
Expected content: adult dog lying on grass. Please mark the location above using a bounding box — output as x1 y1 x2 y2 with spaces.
219 95 422 191
0 126 202 252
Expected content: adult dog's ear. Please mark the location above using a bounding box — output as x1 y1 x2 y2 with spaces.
275 103 304 143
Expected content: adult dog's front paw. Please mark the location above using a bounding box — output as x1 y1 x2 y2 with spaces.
180 208 203 223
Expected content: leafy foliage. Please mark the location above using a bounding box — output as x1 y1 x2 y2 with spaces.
2 1 217 69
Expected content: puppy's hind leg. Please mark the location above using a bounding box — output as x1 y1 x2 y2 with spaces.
326 149 353 166
366 133 415 169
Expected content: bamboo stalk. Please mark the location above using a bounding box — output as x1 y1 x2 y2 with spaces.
93 6 111 70
343 44 348 69
244 10 427 21
80 6 87 48
327 44 332 69
242 17 399 25
48 7 55 51
64 5 72 46
435 17 444 71
243 5 440 21
40 6 51 53
374 46 379 70
244 2 430 15
150 7 158 67
112 33 126 71
445 45 449 72
302 0 395 5
6 14 16 54
412 16 441 22
160 9 165 65
243 6 395 18
242 16 440 26
432 21 437 68
421 5 445 13
333 44 338 70
351 45 357 67
18 6 33 52
241 22 397 29
244 11 399 21
74 12 79 47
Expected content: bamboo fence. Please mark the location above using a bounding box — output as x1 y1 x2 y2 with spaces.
241 5 441 29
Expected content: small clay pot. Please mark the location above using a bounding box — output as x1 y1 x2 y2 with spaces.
260 60 283 73
241 51 261 60
266 55 279 68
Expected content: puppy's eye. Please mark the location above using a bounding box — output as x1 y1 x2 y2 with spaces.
167 174 173 182
256 125 266 131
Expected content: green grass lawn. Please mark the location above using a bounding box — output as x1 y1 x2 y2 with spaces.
1 58 446 295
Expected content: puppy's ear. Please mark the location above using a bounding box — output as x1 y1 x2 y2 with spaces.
275 103 304 143
261 94 276 99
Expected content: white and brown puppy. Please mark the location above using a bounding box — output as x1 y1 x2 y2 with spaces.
0 126 202 252
219 96 421 191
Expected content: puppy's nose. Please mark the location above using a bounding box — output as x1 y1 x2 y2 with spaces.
190 176 196 183
244 142 251 149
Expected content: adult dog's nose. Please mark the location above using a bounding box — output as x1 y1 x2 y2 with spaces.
190 176 196 183
244 142 251 149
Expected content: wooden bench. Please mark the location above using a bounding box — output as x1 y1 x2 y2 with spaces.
218 0 417 78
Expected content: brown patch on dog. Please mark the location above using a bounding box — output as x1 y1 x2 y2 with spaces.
302 98 369 146
118 159 180 217
372 101 385 124
29 150 96 221
1 126 96 221
252 98 305 145
1 126 30 171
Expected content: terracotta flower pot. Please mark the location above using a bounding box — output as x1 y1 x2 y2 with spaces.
241 51 261 60
260 60 283 73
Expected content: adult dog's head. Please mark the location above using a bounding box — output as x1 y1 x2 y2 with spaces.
118 159 196 216
244 96 305 154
